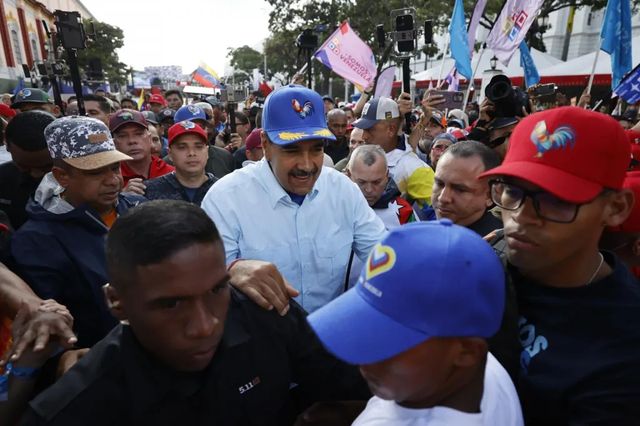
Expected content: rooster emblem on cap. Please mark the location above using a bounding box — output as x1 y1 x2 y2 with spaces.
530 120 576 158
291 99 313 118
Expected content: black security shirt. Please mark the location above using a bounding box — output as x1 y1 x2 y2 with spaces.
22 289 369 425
512 252 640 425
0 162 40 229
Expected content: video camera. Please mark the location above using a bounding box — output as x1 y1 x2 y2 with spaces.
485 75 531 118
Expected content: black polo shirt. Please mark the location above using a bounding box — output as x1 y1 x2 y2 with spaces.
22 289 369 425
0 162 40 229
512 252 640 425
467 210 503 238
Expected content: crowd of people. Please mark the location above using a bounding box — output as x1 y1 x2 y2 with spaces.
0 70 639 425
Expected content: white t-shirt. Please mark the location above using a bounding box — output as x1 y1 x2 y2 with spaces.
352 353 523 426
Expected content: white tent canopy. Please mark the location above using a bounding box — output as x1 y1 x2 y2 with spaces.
540 34 640 77
412 47 563 81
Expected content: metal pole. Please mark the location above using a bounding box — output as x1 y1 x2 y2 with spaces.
463 46 485 110
402 57 412 135
436 35 450 88
586 48 601 94
66 49 85 116
344 80 349 103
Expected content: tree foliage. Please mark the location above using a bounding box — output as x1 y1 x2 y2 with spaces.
76 20 128 85
227 45 264 73
262 0 640 78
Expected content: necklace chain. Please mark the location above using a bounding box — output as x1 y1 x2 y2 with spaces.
587 253 605 285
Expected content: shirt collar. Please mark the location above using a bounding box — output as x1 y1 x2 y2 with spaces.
255 158 321 209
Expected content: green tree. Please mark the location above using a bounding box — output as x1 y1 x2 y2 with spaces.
227 45 264 73
77 20 128 85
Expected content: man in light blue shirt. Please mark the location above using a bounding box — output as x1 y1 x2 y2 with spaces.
201 85 385 313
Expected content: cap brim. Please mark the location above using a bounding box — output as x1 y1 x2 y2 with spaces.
479 161 602 203
265 126 336 146
11 100 48 109
63 150 132 171
353 118 377 130
110 121 148 133
307 286 431 365
488 117 518 130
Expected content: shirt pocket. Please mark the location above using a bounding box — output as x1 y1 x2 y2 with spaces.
313 231 353 290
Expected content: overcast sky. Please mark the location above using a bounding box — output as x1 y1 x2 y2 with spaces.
81 0 272 76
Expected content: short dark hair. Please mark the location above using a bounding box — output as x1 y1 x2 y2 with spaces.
164 89 183 101
107 201 223 288
5 110 55 151
443 140 501 172
255 109 263 129
82 94 111 114
235 111 249 125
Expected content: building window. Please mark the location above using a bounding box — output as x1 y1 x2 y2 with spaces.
11 29 23 65
31 38 39 61
587 12 592 26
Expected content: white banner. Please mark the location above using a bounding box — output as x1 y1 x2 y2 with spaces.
486 0 545 65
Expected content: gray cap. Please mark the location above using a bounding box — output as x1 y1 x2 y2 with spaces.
141 110 158 124
45 116 131 170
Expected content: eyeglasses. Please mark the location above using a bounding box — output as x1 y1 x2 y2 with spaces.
489 180 592 223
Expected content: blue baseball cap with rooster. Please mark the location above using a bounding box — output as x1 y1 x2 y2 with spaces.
262 84 336 146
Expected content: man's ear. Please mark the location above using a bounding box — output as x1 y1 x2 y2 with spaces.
103 283 127 322
261 132 272 161
631 237 640 258
603 189 635 228
51 166 70 188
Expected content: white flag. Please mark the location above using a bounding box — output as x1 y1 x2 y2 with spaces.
468 0 488 56
486 0 544 65
374 66 397 99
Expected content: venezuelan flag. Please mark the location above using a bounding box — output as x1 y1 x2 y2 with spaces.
193 62 221 88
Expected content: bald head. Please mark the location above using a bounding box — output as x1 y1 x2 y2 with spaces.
347 144 387 172
327 108 348 140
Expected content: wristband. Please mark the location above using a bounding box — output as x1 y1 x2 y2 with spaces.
5 362 41 379
364 90 373 96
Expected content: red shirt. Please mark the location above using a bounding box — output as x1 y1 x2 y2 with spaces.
121 156 174 184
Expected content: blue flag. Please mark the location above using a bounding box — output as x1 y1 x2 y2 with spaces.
600 0 632 90
519 41 540 88
449 0 472 80
614 63 640 104
12 77 25 96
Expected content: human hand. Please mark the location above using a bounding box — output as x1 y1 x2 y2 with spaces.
421 90 445 116
577 90 591 109
292 73 305 85
1 301 76 369
228 260 299 316
396 92 413 115
479 98 495 122
228 133 242 150
123 178 146 196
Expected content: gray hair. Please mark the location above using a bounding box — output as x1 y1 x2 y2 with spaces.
347 144 387 172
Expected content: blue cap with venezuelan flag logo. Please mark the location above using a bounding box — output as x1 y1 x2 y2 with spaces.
307 219 505 365
262 84 336 146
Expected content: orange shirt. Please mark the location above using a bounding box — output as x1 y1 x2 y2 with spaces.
101 208 117 229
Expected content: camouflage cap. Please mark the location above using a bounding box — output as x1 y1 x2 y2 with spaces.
45 116 132 170
11 88 51 109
